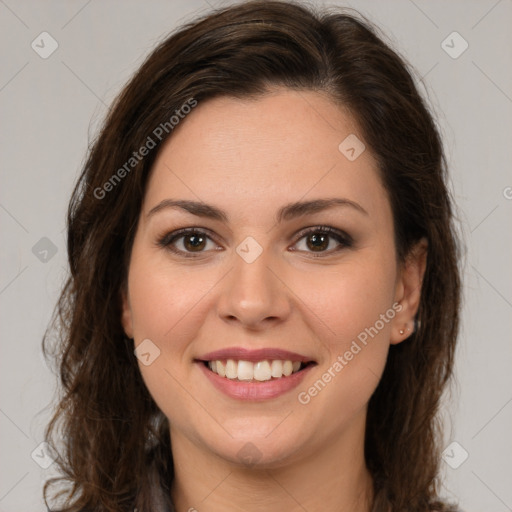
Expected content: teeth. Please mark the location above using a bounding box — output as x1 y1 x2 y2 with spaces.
206 359 305 381
237 360 253 381
254 361 271 381
270 360 283 378
225 359 237 379
216 360 226 377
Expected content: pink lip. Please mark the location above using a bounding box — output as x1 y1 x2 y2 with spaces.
197 347 314 363
197 361 315 401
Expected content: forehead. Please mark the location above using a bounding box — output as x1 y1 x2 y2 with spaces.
143 89 391 227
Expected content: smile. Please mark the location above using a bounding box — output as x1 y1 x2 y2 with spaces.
195 347 317 401
204 359 311 382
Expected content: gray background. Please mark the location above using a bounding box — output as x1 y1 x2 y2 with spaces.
1 0 511 511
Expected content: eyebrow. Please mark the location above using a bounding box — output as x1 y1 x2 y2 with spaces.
146 197 368 223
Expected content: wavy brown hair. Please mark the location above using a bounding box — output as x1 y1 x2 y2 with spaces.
42 1 462 511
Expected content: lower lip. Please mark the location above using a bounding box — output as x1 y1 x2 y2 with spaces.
197 362 315 401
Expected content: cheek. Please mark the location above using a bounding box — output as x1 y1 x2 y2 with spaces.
295 253 397 349
292 251 396 413
128 253 210 348
126 254 212 425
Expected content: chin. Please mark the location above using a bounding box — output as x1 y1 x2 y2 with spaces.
204 428 308 469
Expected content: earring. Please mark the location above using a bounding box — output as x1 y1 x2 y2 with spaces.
399 328 405 335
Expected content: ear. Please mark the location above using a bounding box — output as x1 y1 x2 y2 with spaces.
120 284 134 339
390 237 428 345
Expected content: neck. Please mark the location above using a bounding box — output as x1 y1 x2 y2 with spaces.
170 411 374 512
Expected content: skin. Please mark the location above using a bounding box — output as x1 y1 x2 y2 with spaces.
121 88 427 512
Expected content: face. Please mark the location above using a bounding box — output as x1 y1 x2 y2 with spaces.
121 89 424 468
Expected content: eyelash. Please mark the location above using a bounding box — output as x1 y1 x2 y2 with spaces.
157 226 353 259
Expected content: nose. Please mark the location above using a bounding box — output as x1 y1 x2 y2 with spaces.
216 247 292 330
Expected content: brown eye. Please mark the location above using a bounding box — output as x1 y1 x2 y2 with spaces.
158 228 220 258
306 232 330 252
292 226 353 256
183 233 207 252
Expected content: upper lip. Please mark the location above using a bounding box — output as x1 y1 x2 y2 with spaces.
197 347 316 363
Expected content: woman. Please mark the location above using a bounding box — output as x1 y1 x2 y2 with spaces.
43 1 462 511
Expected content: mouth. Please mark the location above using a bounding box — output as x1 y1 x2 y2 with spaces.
199 359 316 382
194 347 317 400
